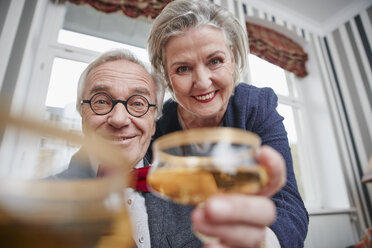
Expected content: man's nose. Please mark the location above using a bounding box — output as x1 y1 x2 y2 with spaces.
107 102 131 128
193 65 212 89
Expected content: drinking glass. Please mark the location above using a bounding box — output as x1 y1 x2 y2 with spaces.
0 109 135 248
147 127 268 243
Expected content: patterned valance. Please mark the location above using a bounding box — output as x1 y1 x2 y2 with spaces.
246 22 308 77
68 0 173 19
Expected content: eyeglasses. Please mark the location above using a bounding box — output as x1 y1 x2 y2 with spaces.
81 92 156 117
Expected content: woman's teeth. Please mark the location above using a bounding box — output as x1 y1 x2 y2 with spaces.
195 92 214 101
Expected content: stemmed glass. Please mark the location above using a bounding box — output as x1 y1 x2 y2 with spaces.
0 109 135 248
147 127 268 243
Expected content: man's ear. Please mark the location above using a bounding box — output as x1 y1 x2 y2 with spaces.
151 118 156 136
81 120 87 136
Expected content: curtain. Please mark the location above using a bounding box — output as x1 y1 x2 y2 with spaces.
67 0 173 19
246 22 308 77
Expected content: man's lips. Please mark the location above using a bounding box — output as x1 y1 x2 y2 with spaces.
194 91 217 103
103 135 136 143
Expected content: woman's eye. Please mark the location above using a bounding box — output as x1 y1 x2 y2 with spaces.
210 58 222 66
176 66 189 73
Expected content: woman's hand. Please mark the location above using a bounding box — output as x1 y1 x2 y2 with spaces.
255 145 286 197
191 145 286 248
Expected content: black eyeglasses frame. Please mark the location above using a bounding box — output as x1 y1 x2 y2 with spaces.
81 92 156 117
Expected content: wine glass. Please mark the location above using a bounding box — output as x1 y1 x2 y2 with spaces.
0 109 135 248
147 127 268 243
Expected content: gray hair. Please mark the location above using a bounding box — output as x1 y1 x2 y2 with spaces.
76 49 165 119
147 0 248 91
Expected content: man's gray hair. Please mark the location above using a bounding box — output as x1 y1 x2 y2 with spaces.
147 0 248 91
76 49 165 119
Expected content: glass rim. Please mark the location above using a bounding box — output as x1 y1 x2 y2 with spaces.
152 127 261 167
153 127 261 150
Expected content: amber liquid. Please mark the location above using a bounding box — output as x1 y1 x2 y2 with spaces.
0 197 135 248
148 166 267 205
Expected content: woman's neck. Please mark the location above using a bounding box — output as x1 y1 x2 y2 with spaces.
177 106 224 129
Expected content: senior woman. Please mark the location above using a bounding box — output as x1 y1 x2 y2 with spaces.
146 0 308 247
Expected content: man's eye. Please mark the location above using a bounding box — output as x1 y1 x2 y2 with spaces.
92 98 110 106
176 66 189 73
130 99 146 108
133 101 145 107
93 99 109 105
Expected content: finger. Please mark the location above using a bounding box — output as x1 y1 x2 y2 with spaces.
193 210 266 248
204 242 230 248
256 145 286 197
215 225 265 248
193 194 276 226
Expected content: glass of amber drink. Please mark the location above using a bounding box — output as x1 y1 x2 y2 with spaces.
147 127 268 242
0 114 135 248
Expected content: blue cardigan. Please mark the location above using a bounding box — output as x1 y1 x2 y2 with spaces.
147 83 309 248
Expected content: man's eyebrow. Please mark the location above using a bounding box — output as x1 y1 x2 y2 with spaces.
89 85 108 95
133 87 151 96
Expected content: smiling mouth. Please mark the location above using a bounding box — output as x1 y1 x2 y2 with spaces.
113 138 129 141
194 91 216 101
107 136 135 142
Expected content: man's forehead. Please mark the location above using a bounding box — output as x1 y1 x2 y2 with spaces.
84 59 156 97
88 84 152 96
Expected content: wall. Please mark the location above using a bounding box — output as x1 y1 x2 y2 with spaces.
320 5 372 228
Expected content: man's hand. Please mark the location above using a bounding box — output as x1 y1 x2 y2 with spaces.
191 145 286 248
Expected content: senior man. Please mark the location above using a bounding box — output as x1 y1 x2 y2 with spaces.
53 49 163 178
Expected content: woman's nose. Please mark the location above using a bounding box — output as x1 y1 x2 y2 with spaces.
193 65 212 89
107 103 131 128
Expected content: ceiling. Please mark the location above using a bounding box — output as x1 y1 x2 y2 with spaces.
64 0 372 47
246 0 371 35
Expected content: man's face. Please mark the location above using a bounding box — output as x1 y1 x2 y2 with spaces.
81 59 157 167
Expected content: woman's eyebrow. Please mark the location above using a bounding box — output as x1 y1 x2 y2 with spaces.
206 50 225 60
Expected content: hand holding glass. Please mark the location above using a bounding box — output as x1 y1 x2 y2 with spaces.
147 127 268 242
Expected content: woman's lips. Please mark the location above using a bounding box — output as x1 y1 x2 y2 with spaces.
194 91 217 103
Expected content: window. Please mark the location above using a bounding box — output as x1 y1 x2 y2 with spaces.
29 2 152 177
248 54 305 197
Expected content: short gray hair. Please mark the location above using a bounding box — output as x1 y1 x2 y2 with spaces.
147 0 247 89
76 49 165 119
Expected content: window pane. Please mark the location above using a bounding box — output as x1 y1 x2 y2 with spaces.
276 104 304 197
249 54 289 96
45 57 87 108
40 58 86 175
58 29 149 64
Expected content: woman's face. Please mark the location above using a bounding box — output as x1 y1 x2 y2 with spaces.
164 25 235 121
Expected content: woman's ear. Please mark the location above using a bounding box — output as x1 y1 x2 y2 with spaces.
229 45 235 65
